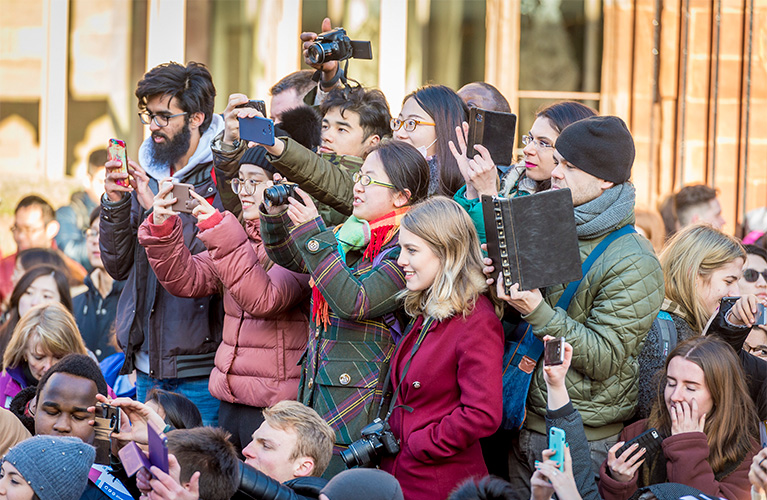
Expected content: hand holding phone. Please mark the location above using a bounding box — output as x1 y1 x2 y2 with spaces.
107 139 129 188
93 402 120 464
236 99 267 117
548 427 566 472
238 116 275 146
162 181 200 214
544 337 565 366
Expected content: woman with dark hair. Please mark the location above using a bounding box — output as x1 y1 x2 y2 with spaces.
261 139 430 475
392 85 468 197
11 248 68 286
0 265 73 358
451 101 597 243
145 388 203 429
600 336 758 500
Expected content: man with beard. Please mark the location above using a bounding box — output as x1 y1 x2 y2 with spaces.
99 61 224 425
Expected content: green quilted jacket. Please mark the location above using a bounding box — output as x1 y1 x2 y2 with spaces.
523 212 664 440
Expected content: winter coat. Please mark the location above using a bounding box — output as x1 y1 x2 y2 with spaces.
261 209 405 475
138 210 310 407
0 365 28 409
99 115 225 379
598 419 757 500
524 212 665 440
210 134 357 226
72 273 125 361
380 297 503 500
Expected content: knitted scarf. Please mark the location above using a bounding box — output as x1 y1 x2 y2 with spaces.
573 183 636 239
311 206 410 330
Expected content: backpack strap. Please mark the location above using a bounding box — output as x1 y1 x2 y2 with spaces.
655 310 678 358
555 225 637 311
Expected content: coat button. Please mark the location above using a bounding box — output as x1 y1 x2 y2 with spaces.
412 381 421 389
308 378 313 388
307 240 320 252
339 373 351 385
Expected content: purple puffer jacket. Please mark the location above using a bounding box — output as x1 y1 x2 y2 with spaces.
0 366 28 409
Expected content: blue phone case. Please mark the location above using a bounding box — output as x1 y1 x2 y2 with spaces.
549 426 566 472
238 116 275 146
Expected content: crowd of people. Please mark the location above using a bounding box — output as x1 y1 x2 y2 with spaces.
2 18 767 500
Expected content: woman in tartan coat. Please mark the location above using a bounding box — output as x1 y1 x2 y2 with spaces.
260 141 430 475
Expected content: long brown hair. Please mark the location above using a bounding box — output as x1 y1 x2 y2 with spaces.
648 336 756 472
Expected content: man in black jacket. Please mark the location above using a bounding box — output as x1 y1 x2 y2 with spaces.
100 61 224 425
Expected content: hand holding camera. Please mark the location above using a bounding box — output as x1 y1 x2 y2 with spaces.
285 186 318 227
301 18 339 78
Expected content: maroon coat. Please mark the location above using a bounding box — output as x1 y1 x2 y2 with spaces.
138 211 310 408
380 296 503 500
599 419 757 500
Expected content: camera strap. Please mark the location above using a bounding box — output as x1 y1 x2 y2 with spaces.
382 316 437 421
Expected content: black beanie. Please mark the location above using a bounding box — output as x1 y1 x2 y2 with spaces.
320 469 403 500
554 115 635 184
239 145 276 175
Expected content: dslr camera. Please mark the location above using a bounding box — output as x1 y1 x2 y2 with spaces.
263 182 299 208
307 28 373 65
340 418 400 469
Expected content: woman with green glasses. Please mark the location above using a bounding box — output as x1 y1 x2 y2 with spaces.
260 139 430 475
137 145 311 452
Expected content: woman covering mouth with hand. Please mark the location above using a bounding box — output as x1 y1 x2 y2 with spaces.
137 146 311 452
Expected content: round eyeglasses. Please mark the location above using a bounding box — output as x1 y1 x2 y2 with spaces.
743 268 767 283
230 178 264 196
352 172 395 189
521 134 554 150
390 118 436 133
138 111 188 128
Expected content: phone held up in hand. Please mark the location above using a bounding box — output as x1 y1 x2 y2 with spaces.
107 138 129 187
162 180 200 214
615 427 663 463
548 426 566 472
543 337 565 366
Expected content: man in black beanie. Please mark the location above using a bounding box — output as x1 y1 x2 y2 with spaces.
499 115 665 498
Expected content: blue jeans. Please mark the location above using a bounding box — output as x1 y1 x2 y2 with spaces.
135 371 220 427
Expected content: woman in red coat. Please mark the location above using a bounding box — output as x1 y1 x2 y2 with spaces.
599 336 759 500
138 150 310 451
378 196 504 500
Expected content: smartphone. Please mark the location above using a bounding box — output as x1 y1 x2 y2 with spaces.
147 420 169 474
238 116 275 146
93 402 120 464
615 427 663 462
549 426 566 472
162 181 200 214
543 337 565 366
466 108 518 166
107 138 129 187
756 304 766 325
236 99 267 117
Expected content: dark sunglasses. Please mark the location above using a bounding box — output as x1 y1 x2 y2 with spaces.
743 268 767 283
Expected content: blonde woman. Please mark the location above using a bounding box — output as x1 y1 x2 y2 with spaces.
635 223 757 419
0 302 87 408
379 197 503 500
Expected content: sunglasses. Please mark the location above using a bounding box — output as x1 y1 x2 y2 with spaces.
743 268 767 283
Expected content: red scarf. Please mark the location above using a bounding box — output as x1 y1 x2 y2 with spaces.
311 207 410 330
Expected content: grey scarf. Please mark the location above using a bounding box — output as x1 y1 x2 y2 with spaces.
574 183 635 239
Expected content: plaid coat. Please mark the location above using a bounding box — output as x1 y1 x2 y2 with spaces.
261 209 405 472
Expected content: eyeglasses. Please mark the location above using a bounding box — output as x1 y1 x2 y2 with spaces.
744 342 767 357
138 111 188 128
521 134 554 150
390 118 436 132
10 225 46 236
230 178 265 196
743 268 767 283
353 172 395 189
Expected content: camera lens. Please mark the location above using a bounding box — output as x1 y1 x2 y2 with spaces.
307 43 325 65
340 440 377 469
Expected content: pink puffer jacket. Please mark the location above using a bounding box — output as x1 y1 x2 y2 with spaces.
138 210 310 407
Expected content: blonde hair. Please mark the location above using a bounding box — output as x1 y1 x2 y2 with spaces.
659 224 745 332
2 302 87 371
262 400 335 477
399 197 488 320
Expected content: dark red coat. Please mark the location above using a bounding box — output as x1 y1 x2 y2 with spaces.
380 296 503 500
599 419 757 500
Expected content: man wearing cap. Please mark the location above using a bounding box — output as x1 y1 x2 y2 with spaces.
499 116 664 496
